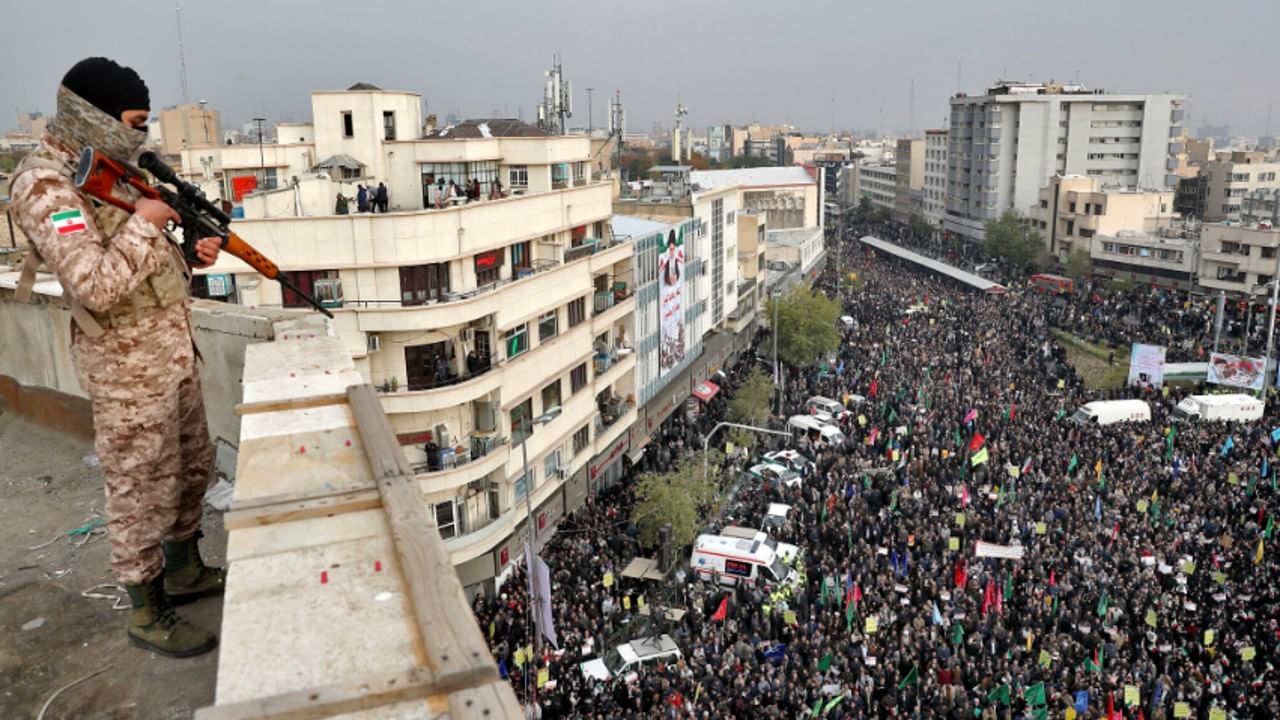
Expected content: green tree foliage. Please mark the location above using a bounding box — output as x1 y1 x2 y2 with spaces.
769 284 841 368
1064 248 1093 279
984 211 1044 269
871 206 893 224
856 196 873 219
907 214 934 239
631 452 721 549
727 367 774 447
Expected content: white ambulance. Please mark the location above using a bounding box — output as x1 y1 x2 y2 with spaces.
689 534 794 587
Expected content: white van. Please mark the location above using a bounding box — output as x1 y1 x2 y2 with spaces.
1173 394 1265 422
580 635 682 681
788 415 847 446
717 527 799 563
806 396 845 416
1070 399 1151 426
690 534 793 587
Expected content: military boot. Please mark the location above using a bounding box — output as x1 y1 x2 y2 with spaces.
163 532 226 602
125 576 218 658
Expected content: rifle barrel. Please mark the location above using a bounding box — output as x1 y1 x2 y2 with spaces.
275 274 335 319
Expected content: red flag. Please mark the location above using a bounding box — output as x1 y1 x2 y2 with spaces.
711 596 729 622
853 583 863 608
1107 692 1117 720
1049 568 1056 587
1009 404 1016 421
869 379 878 398
954 559 967 589
960 484 971 507
827 493 837 514
1212 552 1221 569
995 584 1003 615
969 432 985 451
1110 521 1119 547
982 578 995 616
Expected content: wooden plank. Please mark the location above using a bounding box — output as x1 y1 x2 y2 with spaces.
235 393 349 417
225 509 387 564
194 664 498 720
346 384 520 720
223 488 382 531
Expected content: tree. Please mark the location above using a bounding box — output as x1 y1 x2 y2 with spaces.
631 452 721 549
768 283 841 368
856 196 873 219
727 367 773 447
1064 248 1093 279
871 206 892 225
984 211 1044 270
907 213 934 239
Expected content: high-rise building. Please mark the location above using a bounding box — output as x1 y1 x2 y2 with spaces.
1202 151 1280 223
894 138 925 222
183 84 634 595
158 103 221 157
922 129 949 233
944 80 1187 243
858 162 898 214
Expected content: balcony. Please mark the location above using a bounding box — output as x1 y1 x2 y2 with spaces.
737 276 757 298
593 400 637 452
593 350 635 392
378 363 504 415
592 291 634 334
412 434 511 495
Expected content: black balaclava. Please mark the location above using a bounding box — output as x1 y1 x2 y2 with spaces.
47 57 151 159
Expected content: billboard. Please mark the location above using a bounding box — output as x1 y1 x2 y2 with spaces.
1127 343 1167 388
658 226 686 374
1207 352 1267 391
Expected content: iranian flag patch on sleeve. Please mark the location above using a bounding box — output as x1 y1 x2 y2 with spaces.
50 209 88 235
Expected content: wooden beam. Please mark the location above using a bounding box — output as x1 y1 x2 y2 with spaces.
235 393 349 417
345 384 520 719
192 665 500 720
223 488 382 531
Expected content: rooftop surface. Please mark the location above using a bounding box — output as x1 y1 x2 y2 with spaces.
691 166 815 189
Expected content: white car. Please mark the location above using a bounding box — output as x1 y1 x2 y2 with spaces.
763 450 814 476
763 503 794 530
749 462 801 488
580 635 683 681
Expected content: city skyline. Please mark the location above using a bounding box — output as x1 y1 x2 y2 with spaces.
3 0 1277 138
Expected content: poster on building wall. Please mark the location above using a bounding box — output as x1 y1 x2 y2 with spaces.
1127 343 1167 388
1207 352 1267 391
658 226 686 374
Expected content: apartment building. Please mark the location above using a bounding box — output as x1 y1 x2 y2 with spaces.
1029 175 1176 258
945 80 1187 243
1197 223 1280 299
858 162 898 213
158 103 220 157
1202 151 1280 223
922 130 948 232
184 84 633 595
893 138 925 222
1089 231 1197 290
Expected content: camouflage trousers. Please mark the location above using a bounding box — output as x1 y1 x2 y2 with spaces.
89 370 214 585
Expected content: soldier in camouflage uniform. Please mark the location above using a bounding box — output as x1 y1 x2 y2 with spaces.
10 58 225 658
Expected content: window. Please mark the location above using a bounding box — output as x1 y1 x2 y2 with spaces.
511 241 532 273
1039 199 1048 208
404 342 452 390
283 270 339 308
568 297 586 327
399 263 450 305
342 111 354 138
573 162 585 184
570 362 588 393
383 111 396 141
509 165 529 188
1068 202 1076 213
488 484 501 520
544 449 562 478
1079 228 1095 239
514 471 533 502
538 311 558 341
1263 247 1277 260
434 500 457 540
1066 220 1074 235
572 425 590 455
505 323 529 359
541 379 562 412
510 398 533 444
475 249 503 286
552 164 569 189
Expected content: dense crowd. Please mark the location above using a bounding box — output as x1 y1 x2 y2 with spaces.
472 219 1279 719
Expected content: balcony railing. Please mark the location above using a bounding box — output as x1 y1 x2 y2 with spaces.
412 433 508 475
594 399 636 434
378 359 494 394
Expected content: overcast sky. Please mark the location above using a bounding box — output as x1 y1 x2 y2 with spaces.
4 0 1276 137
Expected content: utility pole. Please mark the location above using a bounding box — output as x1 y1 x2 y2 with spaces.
253 117 266 189
1262 245 1280 399
586 87 594 133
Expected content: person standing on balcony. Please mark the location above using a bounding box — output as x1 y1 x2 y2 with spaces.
8 57 225 658
356 183 369 212
375 182 389 213
334 192 350 215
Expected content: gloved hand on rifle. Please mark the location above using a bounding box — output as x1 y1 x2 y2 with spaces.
134 198 220 268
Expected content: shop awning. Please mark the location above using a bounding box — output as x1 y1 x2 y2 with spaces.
620 557 666 582
691 380 720 403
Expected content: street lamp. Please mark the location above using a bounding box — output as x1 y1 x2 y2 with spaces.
770 289 786 416
518 404 561 703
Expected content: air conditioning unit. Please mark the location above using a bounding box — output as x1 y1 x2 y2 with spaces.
459 327 472 344
366 333 381 353
434 424 450 449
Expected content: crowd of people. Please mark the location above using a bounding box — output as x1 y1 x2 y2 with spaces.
472 217 1279 719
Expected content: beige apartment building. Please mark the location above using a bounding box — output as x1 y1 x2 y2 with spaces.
1203 151 1280 223
158 103 220 157
1198 223 1280 299
1029 175 1176 258
1089 230 1198 290
858 162 898 213
922 130 948 231
894 138 925 222
183 84 634 595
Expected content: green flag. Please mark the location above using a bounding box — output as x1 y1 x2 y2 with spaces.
1098 470 1106 490
1004 573 1013 601
1024 682 1046 707
1265 515 1274 540
1056 407 1065 420
889 408 897 423
951 621 964 646
954 428 962 448
897 665 919 690
817 652 834 672
1067 454 1078 473
862 473 871 490
1031 708 1048 720
1248 474 1257 497
846 597 856 632
822 696 846 716
987 683 1010 705
1097 591 1109 618
811 698 822 717
1083 656 1101 673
